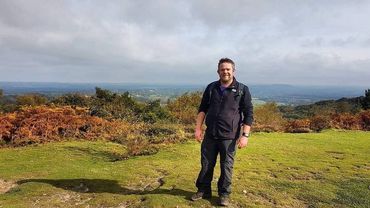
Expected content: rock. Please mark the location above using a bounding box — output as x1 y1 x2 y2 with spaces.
143 176 165 191
0 179 17 194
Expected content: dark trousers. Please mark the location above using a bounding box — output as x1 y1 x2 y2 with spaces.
195 136 237 196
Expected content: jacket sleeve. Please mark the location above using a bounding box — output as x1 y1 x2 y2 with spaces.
198 84 211 114
241 86 254 126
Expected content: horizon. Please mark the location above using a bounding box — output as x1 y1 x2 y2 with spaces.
0 80 369 89
0 81 367 106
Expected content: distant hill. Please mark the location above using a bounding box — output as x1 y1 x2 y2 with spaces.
0 82 367 106
249 84 366 105
279 95 365 119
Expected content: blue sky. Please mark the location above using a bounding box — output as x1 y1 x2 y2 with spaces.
0 0 369 86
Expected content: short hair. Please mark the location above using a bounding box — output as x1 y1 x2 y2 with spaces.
218 58 235 70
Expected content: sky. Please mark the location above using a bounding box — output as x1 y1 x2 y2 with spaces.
0 0 370 86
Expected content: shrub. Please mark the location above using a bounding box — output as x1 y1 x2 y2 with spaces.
52 93 91 107
330 113 361 130
144 123 187 144
125 136 159 157
90 88 142 122
16 94 48 106
310 115 331 132
0 106 129 146
167 92 202 124
0 113 16 144
80 120 188 158
0 104 189 157
142 100 172 123
253 102 286 132
285 119 311 133
359 110 370 130
111 123 187 158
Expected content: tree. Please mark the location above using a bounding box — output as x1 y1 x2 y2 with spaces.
361 89 370 110
95 87 115 102
90 88 142 121
142 100 171 123
0 89 3 98
336 101 352 113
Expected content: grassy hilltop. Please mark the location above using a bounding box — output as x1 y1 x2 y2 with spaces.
0 130 369 207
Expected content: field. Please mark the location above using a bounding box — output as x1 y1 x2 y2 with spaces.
0 130 369 207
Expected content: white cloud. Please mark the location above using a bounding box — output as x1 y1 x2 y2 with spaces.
0 0 369 86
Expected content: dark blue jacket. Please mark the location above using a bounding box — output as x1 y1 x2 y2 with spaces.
198 78 253 139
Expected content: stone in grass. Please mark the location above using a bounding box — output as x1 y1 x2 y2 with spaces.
143 177 165 192
0 179 17 194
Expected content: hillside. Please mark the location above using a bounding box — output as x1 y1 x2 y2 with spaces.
1 130 369 207
279 96 366 119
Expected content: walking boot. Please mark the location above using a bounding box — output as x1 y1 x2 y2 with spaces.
219 195 230 206
191 192 212 201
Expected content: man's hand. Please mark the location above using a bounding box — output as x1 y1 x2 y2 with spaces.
195 128 203 142
237 136 248 149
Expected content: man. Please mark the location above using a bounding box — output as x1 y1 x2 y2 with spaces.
191 58 253 206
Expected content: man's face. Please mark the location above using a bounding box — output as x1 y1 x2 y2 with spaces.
217 62 234 83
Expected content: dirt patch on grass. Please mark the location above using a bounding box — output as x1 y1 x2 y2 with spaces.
243 190 277 207
36 192 92 206
326 151 345 160
352 163 370 171
289 171 324 181
0 179 17 194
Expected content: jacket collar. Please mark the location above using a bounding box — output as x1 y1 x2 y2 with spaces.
217 77 238 89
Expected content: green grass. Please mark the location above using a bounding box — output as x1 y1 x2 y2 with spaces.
0 130 369 207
